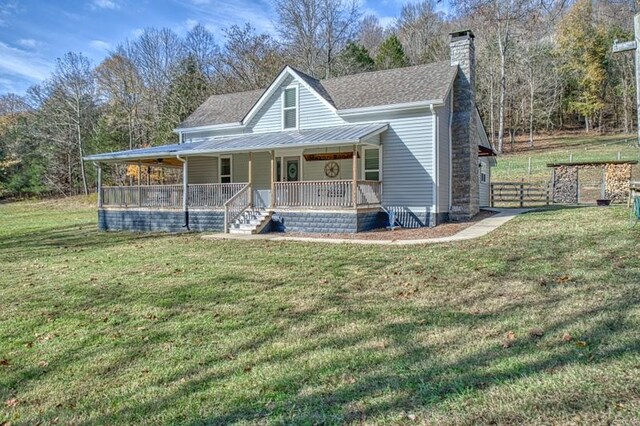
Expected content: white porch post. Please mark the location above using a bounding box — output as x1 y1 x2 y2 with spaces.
248 152 253 208
352 145 358 207
137 160 142 206
96 163 102 208
182 158 188 211
270 150 275 208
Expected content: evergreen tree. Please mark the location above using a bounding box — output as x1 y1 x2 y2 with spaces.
375 34 408 70
336 42 375 75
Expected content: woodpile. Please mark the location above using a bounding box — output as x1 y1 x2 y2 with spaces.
605 163 633 202
552 165 578 204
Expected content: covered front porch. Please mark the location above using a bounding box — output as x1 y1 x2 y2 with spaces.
85 124 387 233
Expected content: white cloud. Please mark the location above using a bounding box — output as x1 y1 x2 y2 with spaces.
90 40 112 51
185 18 198 31
378 16 395 29
177 0 276 38
0 42 51 83
91 0 120 10
131 28 144 38
17 39 38 48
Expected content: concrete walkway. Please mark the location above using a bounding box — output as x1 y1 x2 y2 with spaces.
202 208 532 245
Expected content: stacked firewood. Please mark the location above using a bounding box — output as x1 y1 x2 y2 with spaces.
605 164 633 202
552 165 579 204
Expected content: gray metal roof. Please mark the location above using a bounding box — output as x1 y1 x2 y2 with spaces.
84 123 388 162
178 62 456 129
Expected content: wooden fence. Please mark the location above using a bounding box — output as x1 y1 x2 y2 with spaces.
490 181 551 207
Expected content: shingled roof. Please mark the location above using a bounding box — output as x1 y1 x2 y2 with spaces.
178 61 457 129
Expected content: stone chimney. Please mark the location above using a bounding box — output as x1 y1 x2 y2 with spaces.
449 29 479 220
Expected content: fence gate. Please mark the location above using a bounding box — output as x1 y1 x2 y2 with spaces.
490 182 551 207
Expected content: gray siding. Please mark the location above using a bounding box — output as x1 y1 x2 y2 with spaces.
232 153 249 182
183 128 243 143
437 90 452 213
246 75 292 133
346 110 435 227
479 158 491 207
251 152 272 189
298 83 344 129
187 156 217 184
302 145 359 181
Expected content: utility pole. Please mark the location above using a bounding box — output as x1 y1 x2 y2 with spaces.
613 14 640 147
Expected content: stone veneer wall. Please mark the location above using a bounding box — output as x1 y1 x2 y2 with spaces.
449 30 480 220
271 209 386 233
98 209 224 232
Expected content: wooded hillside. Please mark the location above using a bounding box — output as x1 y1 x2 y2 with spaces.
0 0 638 198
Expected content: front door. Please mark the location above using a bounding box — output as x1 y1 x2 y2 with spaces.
285 157 299 182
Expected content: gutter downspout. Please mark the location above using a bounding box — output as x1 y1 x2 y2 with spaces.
431 104 439 226
176 155 190 231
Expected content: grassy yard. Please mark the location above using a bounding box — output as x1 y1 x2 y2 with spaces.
492 134 640 182
1 199 639 424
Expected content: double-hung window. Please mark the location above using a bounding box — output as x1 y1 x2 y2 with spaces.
363 148 380 181
220 156 232 183
282 87 298 129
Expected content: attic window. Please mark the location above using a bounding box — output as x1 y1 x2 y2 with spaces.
283 87 297 129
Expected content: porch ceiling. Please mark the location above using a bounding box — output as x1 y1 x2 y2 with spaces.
84 123 388 163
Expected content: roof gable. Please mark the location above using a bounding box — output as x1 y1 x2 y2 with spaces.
177 61 457 130
240 66 338 127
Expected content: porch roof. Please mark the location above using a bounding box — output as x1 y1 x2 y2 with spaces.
84 123 388 163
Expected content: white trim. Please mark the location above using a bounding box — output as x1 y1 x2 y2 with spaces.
338 100 443 117
362 146 380 181
281 85 299 130
242 66 338 127
219 155 232 183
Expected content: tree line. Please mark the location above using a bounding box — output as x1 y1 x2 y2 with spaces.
0 0 637 198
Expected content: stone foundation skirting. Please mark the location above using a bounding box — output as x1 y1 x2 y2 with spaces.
98 209 224 232
271 208 387 233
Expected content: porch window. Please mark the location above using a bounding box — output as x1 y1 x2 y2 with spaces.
363 148 380 181
282 87 297 129
220 156 232 183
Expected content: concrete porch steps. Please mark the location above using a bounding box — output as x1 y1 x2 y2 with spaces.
228 209 273 235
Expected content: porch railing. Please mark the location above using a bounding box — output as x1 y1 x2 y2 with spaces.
274 180 381 208
188 183 246 207
101 183 247 209
356 180 382 206
224 184 251 233
101 185 183 208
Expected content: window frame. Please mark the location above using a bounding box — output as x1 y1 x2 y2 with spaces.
362 147 381 181
219 155 233 183
281 86 299 130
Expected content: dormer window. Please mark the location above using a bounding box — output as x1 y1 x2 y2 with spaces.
282 87 298 129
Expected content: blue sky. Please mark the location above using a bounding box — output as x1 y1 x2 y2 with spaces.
0 0 449 95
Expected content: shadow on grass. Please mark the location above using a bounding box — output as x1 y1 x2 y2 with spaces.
3 207 639 424
0 221 173 261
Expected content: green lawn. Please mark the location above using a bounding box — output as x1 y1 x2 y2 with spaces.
1 199 639 424
493 134 640 182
